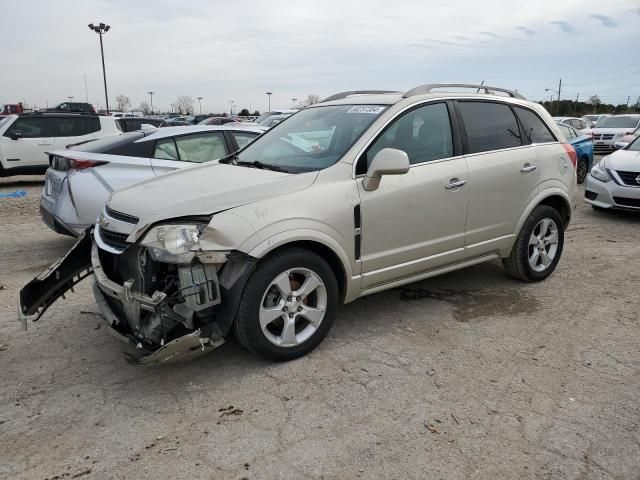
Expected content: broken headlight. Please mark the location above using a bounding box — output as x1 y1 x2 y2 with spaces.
140 224 202 264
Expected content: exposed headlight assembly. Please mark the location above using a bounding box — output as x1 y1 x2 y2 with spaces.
140 224 202 264
590 162 611 183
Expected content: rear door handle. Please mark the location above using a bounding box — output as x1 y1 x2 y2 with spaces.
38 143 52 146
520 164 537 173
445 179 467 190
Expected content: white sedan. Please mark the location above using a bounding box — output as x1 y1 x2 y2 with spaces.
585 135 640 211
40 125 266 236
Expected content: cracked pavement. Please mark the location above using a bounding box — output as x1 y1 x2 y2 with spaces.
1 174 640 479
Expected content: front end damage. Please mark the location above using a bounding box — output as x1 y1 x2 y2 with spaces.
19 226 257 365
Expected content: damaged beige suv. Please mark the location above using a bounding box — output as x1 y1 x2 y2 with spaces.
20 84 578 365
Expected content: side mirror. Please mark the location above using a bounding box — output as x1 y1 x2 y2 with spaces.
363 148 410 191
9 131 22 140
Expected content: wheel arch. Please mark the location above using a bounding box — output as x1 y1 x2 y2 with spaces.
515 189 572 238
248 231 355 303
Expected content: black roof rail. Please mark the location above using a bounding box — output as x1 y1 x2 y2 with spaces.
403 83 526 100
320 90 401 103
19 111 100 117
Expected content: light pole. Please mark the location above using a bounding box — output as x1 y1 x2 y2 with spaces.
68 96 74 102
197 97 203 114
266 92 272 111
88 22 111 114
229 100 235 116
292 98 297 108
147 91 155 114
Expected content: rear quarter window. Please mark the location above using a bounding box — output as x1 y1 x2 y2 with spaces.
513 107 556 144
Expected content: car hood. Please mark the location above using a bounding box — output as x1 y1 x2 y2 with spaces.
602 149 640 171
107 162 318 226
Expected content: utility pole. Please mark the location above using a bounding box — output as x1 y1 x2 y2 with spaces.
626 95 631 111
557 78 562 103
292 98 297 108
197 96 203 114
574 93 579 116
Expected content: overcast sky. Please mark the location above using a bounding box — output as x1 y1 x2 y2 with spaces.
2 0 639 113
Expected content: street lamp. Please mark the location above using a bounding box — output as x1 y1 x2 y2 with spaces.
68 96 74 102
147 91 155 114
266 91 272 111
88 22 111 114
292 98 297 108
229 100 235 116
197 97 203 114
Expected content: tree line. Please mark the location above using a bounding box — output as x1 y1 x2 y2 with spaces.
540 95 640 117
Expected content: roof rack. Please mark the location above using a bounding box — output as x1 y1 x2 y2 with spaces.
403 83 526 100
320 90 401 103
19 111 99 116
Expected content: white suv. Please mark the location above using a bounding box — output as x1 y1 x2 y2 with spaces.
20 84 579 365
0 113 120 177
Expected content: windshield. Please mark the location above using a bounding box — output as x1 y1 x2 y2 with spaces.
597 116 640 129
628 136 640 152
235 104 388 173
254 111 280 123
0 116 12 128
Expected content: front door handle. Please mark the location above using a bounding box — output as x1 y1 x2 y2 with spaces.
445 178 467 190
38 143 52 146
520 164 537 173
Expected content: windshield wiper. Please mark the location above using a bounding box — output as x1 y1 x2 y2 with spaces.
236 160 290 173
218 153 238 165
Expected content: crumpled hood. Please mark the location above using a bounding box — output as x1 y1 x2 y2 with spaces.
107 162 318 226
602 149 640 172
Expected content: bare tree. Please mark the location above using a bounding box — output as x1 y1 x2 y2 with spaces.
139 101 151 115
115 94 131 112
588 95 601 106
174 96 194 115
306 94 320 106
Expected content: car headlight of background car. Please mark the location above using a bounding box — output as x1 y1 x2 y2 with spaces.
590 162 611 183
140 224 203 263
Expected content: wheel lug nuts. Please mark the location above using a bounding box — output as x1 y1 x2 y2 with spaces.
283 306 288 312
297 307 302 312
296 296 301 301
287 296 292 302
288 313 294 318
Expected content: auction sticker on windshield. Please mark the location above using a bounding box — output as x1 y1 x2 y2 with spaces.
347 106 386 114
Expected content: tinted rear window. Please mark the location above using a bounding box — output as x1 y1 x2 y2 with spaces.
457 101 522 153
514 107 556 144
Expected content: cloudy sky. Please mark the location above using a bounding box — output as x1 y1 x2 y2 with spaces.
2 0 639 113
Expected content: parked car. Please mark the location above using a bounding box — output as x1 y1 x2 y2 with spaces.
553 117 593 134
0 113 121 177
40 125 264 236
613 127 639 150
47 102 96 113
259 114 291 128
555 122 594 183
183 115 211 124
115 117 168 132
198 116 240 126
582 114 609 125
585 135 640 211
253 109 297 124
591 115 640 155
20 84 578 365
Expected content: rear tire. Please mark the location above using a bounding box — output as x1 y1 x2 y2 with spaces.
576 158 589 184
503 205 564 282
235 248 338 361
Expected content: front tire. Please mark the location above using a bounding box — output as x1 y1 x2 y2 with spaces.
235 248 338 361
503 205 564 282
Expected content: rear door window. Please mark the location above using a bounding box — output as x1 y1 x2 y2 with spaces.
153 138 179 160
513 107 556 144
174 132 228 162
55 117 100 137
457 101 522 153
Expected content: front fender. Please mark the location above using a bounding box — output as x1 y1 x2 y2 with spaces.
248 229 360 302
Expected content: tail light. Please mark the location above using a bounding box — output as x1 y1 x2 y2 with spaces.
562 143 577 169
50 155 108 171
